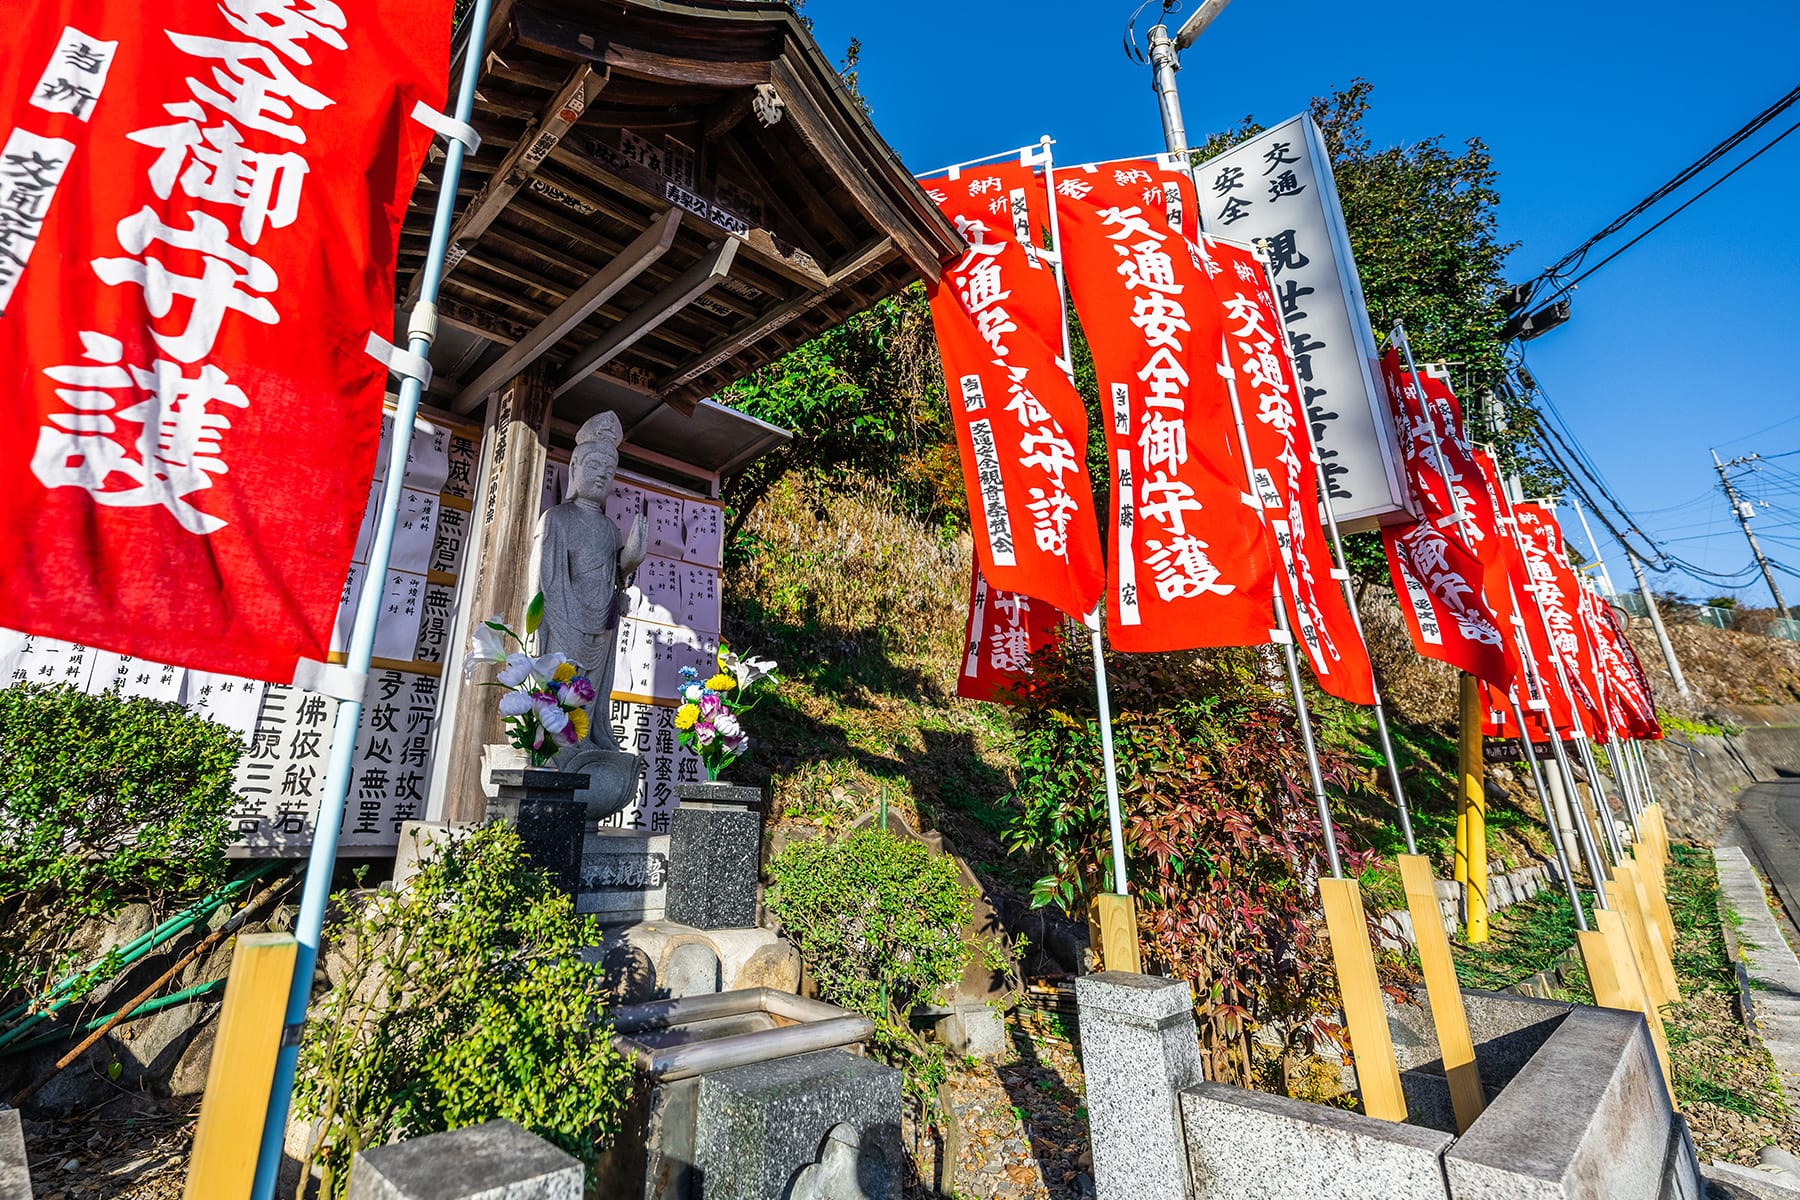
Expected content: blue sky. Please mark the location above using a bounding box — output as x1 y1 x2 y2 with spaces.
804 0 1800 607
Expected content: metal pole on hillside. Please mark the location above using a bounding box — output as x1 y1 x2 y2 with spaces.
250 4 494 1196
1568 496 1617 596
1626 546 1689 698
1509 697 1588 929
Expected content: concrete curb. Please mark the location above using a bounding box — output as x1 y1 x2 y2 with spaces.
1713 845 1800 1122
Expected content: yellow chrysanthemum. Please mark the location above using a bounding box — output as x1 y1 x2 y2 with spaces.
706 672 737 691
674 703 700 730
569 707 590 740
552 661 577 682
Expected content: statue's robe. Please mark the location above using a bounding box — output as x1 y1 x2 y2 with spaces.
532 499 625 754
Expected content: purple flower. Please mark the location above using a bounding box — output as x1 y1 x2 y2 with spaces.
559 676 596 706
695 721 717 746
699 692 723 717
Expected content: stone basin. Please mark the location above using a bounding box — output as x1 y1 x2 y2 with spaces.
611 988 874 1083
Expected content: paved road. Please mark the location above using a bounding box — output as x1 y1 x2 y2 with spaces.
1731 778 1800 943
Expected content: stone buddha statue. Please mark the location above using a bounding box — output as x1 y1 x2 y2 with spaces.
530 410 649 819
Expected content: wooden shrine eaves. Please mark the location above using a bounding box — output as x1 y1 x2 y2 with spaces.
404 0 962 429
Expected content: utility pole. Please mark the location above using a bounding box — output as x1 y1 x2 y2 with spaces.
1144 0 1232 155
1626 545 1690 697
1713 450 1792 618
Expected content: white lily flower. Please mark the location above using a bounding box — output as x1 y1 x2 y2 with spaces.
731 654 778 690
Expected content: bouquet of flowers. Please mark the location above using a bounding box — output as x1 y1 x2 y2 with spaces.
675 645 778 780
462 593 598 767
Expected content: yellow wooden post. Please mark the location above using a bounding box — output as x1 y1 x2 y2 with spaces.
1094 892 1142 974
1590 910 1676 1100
1398 855 1485 1131
184 932 299 1200
1618 862 1680 1003
1319 877 1408 1122
1458 675 1488 944
1631 843 1677 959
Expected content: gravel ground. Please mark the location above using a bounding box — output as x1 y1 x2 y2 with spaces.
24 1092 196 1200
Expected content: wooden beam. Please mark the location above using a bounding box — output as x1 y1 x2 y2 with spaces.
658 236 892 401
767 57 941 278
555 238 739 399
454 207 683 413
512 10 774 90
405 63 608 306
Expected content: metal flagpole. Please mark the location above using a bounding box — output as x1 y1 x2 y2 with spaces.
1034 139 1133 917
1576 735 1627 863
1217 343 1341 877
250 4 494 1195
1250 252 1415 853
1568 495 1618 597
1509 696 1587 930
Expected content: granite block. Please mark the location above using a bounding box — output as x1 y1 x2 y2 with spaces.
0 1108 30 1200
1445 1006 1691 1199
488 771 589 893
664 803 762 930
576 832 670 922
1074 972 1202 1200
346 1119 581 1200
695 1049 902 1200
1179 1082 1452 1200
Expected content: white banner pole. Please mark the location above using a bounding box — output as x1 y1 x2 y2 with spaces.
249 4 495 1196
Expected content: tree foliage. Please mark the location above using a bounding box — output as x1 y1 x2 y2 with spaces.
1198 79 1560 494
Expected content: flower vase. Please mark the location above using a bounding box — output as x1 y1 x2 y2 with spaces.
487 767 590 892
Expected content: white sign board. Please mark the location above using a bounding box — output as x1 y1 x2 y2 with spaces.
1196 114 1414 528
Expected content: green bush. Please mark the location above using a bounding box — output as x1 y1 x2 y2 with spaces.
767 827 1000 1097
294 822 633 1199
0 683 243 996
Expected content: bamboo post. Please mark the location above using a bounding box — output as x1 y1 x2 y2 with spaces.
1398 855 1484 1130
186 934 299 1200
1617 861 1679 1003
1590 908 1676 1099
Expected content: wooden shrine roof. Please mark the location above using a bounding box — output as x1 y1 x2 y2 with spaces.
405 0 962 449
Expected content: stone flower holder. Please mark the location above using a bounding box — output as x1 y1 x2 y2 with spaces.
487 768 589 892
666 781 766 930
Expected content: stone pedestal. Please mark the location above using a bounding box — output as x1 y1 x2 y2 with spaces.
578 831 670 922
665 784 763 930
347 1119 580 1199
488 769 588 891
696 1049 902 1200
1073 971 1204 1200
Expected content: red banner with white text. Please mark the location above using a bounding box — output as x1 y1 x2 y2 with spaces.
956 562 1064 703
1382 518 1516 689
1057 159 1275 652
1379 348 1502 563
925 161 1105 622
0 1 449 683
1207 235 1375 704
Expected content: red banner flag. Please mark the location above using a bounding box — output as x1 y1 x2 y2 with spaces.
924 162 1106 622
1056 159 1275 652
1599 600 1662 740
1379 348 1503 563
1474 450 1575 741
1382 518 1516 689
1207 235 1375 704
1512 505 1608 736
956 562 1064 703
0 2 449 683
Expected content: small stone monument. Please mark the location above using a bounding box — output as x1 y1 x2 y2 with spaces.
531 410 649 822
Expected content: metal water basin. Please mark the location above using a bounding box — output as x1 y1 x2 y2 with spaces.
612 987 873 1082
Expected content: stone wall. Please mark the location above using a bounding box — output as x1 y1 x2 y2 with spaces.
1640 721 1800 844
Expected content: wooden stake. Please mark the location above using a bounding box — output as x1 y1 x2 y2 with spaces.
1458 674 1488 943
1618 862 1680 1003
1320 877 1408 1122
185 933 299 1200
1398 855 1485 1131
1094 892 1142 975
1591 909 1676 1102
